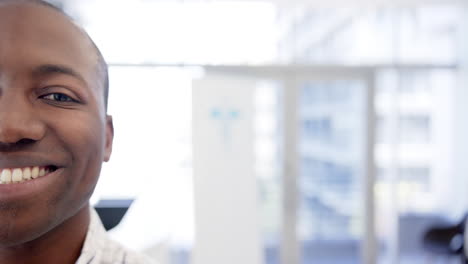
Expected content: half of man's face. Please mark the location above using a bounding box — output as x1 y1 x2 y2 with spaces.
0 2 112 246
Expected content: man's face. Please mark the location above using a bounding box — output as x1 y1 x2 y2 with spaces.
0 3 113 245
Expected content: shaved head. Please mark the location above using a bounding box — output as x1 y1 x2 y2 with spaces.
0 0 62 11
0 0 110 110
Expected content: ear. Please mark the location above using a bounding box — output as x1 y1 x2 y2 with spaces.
103 115 114 162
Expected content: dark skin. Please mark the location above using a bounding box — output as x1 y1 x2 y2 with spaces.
0 2 113 264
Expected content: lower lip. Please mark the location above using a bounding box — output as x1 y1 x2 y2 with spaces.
0 168 64 201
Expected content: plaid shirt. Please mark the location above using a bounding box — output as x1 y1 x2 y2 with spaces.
75 208 156 264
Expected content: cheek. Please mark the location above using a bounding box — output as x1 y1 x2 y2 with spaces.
54 110 106 161
48 112 107 202
69 118 105 177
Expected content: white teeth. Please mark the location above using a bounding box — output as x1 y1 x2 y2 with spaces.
1 169 11 184
31 167 39 179
12 169 22 183
23 167 32 180
0 166 54 184
39 168 46 177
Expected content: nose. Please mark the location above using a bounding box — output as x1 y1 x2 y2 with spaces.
0 95 46 145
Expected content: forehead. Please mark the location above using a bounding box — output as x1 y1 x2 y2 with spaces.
0 3 98 84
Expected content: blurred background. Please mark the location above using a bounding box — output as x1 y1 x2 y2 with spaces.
51 0 468 263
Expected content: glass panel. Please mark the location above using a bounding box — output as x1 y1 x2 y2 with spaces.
65 1 460 65
254 82 282 264
95 66 196 263
97 66 194 200
375 69 461 263
298 80 366 264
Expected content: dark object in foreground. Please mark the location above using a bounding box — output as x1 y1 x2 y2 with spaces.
423 214 467 263
94 199 134 231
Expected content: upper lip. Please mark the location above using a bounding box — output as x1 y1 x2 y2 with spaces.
0 154 63 169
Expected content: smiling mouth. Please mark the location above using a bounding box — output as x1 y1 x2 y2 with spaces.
0 166 59 184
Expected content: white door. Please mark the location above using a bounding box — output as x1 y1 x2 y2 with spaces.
192 72 264 264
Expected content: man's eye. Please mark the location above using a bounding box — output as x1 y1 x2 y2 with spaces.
41 93 77 103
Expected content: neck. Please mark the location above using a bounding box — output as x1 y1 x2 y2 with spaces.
0 204 90 264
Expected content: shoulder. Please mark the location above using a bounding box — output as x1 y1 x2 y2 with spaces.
76 208 158 264
100 238 157 264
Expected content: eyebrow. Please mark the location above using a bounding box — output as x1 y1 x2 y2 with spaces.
32 64 87 85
